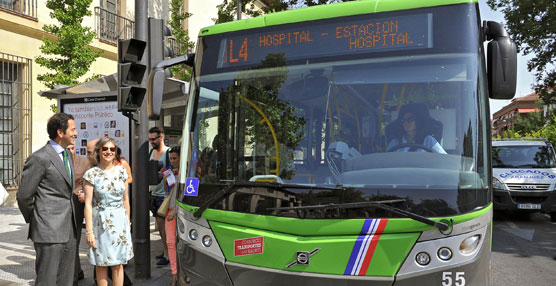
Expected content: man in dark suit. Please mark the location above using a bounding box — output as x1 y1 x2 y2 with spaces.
17 113 79 286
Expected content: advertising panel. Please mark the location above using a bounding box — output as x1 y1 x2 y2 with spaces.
61 96 130 160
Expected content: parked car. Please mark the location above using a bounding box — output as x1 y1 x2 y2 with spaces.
492 138 556 221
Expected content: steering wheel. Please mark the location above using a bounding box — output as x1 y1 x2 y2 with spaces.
387 143 434 153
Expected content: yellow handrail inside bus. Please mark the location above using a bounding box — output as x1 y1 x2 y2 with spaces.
237 94 280 176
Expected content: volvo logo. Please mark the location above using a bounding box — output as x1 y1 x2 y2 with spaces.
285 248 321 268
521 185 537 189
296 252 309 264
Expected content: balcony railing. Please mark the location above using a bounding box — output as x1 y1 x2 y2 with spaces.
0 0 37 18
94 7 134 45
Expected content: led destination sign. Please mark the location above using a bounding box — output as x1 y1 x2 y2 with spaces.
217 13 432 68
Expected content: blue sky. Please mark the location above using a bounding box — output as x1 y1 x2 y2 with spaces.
478 0 536 117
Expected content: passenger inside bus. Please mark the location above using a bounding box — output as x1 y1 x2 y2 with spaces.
385 103 446 154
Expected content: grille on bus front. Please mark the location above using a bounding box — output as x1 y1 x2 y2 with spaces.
506 184 551 191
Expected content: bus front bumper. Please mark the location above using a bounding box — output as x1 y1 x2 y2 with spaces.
177 239 394 286
176 227 491 286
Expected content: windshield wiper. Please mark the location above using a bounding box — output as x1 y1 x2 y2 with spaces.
493 164 514 168
268 200 450 231
515 164 537 168
192 181 345 218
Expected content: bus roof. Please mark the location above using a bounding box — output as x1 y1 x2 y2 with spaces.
199 0 477 36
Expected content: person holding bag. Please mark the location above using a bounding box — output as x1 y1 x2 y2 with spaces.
162 146 180 286
156 162 175 218
149 127 170 266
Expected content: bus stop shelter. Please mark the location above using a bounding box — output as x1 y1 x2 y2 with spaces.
40 73 188 150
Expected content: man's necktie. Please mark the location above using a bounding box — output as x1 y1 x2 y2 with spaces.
62 150 72 182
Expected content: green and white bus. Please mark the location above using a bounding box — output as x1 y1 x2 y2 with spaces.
158 0 517 284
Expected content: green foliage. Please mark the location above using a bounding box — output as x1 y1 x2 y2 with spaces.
213 0 352 23
213 0 263 24
496 129 522 139
169 0 196 81
244 56 305 179
217 53 305 179
499 112 556 148
536 119 556 147
487 0 556 105
36 0 103 89
85 73 104 82
510 103 545 134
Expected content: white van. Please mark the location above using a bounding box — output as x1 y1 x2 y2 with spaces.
492 139 556 221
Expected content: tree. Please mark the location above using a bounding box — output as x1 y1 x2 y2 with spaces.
487 0 556 105
169 0 196 81
497 111 556 149
214 53 306 179
511 111 545 135
213 0 352 24
36 0 103 89
213 0 263 24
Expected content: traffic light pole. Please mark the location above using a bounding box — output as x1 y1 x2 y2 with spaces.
132 0 150 279
237 0 242 20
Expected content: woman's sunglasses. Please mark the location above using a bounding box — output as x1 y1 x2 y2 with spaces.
101 146 117 152
169 146 181 153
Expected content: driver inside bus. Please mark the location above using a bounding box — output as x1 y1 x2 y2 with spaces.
386 103 447 154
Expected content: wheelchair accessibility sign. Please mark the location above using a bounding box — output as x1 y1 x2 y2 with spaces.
184 178 199 196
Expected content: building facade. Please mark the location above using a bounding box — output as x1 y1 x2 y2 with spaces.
491 92 541 136
0 0 264 194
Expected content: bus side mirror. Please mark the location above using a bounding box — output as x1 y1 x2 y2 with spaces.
484 21 517 100
147 68 166 120
147 53 195 120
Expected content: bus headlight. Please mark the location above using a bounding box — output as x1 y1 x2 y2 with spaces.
492 177 508 190
437 247 452 261
189 229 198 240
459 234 481 255
202 235 213 247
415 252 431 266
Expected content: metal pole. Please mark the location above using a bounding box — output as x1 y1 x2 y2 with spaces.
132 0 151 279
237 0 242 20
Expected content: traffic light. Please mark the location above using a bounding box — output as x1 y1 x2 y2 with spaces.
147 18 173 120
117 38 147 112
148 18 173 69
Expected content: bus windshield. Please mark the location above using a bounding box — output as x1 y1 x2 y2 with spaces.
182 3 490 218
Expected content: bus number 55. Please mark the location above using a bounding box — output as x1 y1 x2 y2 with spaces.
442 272 465 286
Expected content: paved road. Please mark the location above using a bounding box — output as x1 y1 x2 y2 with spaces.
492 211 556 285
4 205 556 285
0 206 171 286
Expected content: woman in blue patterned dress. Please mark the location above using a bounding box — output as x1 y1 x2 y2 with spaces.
84 138 133 286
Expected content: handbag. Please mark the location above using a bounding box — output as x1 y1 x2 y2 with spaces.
157 195 171 217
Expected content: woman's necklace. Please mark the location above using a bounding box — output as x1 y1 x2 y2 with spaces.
99 164 115 176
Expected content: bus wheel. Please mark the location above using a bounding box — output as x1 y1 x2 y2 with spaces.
550 212 556 222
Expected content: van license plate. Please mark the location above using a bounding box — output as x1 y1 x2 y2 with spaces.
517 203 541 209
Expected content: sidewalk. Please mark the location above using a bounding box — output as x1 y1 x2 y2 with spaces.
0 206 172 286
